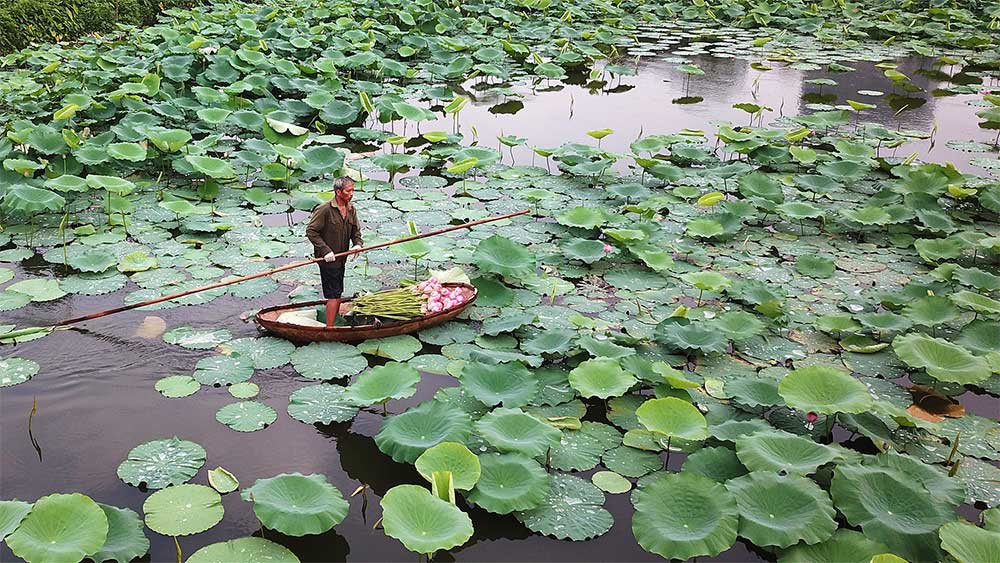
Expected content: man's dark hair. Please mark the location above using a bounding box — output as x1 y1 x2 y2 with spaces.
332 176 354 192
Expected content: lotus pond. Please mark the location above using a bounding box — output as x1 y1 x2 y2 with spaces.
2 0 1000 562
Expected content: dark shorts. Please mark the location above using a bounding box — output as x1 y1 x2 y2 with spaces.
318 262 345 299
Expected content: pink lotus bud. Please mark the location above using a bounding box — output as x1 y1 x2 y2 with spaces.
805 412 818 423
981 89 991 95
603 243 613 253
431 303 443 312
429 277 438 284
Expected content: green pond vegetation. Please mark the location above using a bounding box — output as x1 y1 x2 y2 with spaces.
1 0 1000 561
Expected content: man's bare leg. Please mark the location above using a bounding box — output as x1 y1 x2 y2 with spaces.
325 298 342 328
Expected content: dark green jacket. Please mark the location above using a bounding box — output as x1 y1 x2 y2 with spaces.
306 202 362 265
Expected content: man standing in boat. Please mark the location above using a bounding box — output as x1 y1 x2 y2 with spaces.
306 177 363 328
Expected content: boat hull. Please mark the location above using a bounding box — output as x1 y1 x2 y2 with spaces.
254 283 477 343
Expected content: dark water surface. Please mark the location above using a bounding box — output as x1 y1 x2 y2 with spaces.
2 50 997 563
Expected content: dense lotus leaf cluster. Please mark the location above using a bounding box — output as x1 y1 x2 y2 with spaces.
1 0 999 561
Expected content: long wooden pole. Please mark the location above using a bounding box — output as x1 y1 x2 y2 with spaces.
54 209 529 326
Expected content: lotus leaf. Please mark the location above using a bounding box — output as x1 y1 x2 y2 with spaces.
867 451 966 507
0 500 32 541
475 407 561 457
569 357 637 399
520 329 575 355
939 521 1000 563
725 471 837 548
778 529 892 563
143 484 224 537
682 446 748 482
556 207 606 229
636 397 708 441
601 445 662 478
116 437 205 489
467 453 550 514
287 384 360 424
228 382 259 399
515 472 612 541
778 365 873 415
473 235 536 280
904 295 961 327
207 467 239 494
892 333 991 384
549 421 622 471
193 355 253 386
459 361 538 408
187 537 299 563
346 362 420 406
291 341 368 380
242 473 348 536
592 471 632 494
0 357 40 387
951 290 1000 316
1 185 65 216
6 493 108 563
656 321 728 354
830 464 953 560
216 401 276 432
91 504 149 563
415 442 481 491
632 472 738 560
155 375 199 398
375 400 472 463
736 430 848 475
380 485 474 555
357 335 422 361
7 279 66 302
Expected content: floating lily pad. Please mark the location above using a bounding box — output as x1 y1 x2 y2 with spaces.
91 504 149 563
223 337 295 369
216 401 277 432
287 384 360 424
467 453 550 514
778 365 873 414
291 342 368 380
939 521 1000 563
345 362 420 406
725 471 837 548
415 442 481 491
193 355 254 386
592 471 632 494
242 473 348 536
357 335 422 361
569 358 637 399
6 493 108 563
187 537 299 563
116 437 206 489
0 500 32 542
155 375 199 398
380 485 473 555
143 484 224 537
736 431 848 475
0 357 39 388
475 407 562 457
208 467 239 494
459 361 538 408
162 327 232 349
892 333 991 384
778 529 891 563
515 473 613 541
375 400 472 463
228 382 259 399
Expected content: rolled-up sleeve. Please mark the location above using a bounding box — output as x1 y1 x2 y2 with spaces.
306 206 332 257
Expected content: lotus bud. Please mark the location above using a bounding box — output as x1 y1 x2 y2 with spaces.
603 243 613 253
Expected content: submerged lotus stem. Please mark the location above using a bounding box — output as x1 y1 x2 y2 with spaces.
173 537 182 563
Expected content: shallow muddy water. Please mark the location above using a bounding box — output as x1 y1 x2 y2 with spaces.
2 46 998 562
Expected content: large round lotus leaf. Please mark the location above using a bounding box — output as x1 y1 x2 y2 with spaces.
778 529 892 563
67 249 117 273
143 484 224 537
481 310 536 336
222 337 294 369
632 472 738 560
417 323 477 346
6 493 108 563
592 471 632 494
556 206 606 229
561 238 609 263
531 366 576 406
939 521 1000 563
867 451 966 506
602 445 662 478
569 358 636 399
193 355 254 386
1 185 65 215
185 155 236 179
241 473 348 536
830 464 954 560
287 384 360 424
415 442 481 490
892 332 991 384
736 431 846 475
725 376 782 408
725 471 837 548
0 357 39 387
357 335 422 361
777 365 873 414
346 362 419 406
116 437 206 489
91 504 149 563
473 235 536 279
904 295 961 326
216 401 277 432
0 290 31 312
515 472 612 541
155 375 199 398
951 290 1000 315
520 329 575 356
459 361 537 408
635 397 708 441
957 320 1000 355
656 320 728 354
291 342 368 380
163 326 232 350
467 453 550 514
380 485 474 555
228 382 259 399
0 500 32 541
549 421 622 471
187 537 299 563
682 446 748 482
375 401 472 463
475 407 562 457
7 278 66 302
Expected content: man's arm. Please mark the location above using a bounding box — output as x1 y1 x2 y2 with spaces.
306 205 333 256
351 207 363 247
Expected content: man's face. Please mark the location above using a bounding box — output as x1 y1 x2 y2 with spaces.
336 182 354 204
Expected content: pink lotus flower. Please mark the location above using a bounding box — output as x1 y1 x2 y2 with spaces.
981 89 992 95
805 411 818 430
603 243 613 253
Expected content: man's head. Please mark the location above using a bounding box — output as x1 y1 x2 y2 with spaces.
333 176 354 205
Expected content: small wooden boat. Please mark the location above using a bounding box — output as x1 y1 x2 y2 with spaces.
254 282 477 343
